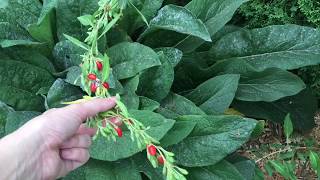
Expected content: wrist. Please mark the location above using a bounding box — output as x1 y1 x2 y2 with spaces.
0 117 45 179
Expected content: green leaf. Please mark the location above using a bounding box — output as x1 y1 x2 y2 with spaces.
0 46 56 73
90 110 175 161
5 111 41 135
233 89 317 131
187 160 245 180
0 60 54 111
46 79 83 108
154 47 183 67
56 0 99 40
186 74 240 114
160 120 196 147
65 66 82 87
171 115 257 167
284 114 293 141
269 160 293 179
138 51 174 102
228 156 256 180
0 101 14 138
64 159 142 180
139 5 211 47
160 93 206 117
120 75 140 110
177 0 248 52
63 34 89 50
107 42 161 80
209 25 320 71
236 68 306 102
309 151 320 173
139 96 160 111
251 120 265 138
53 40 86 71
77 14 93 26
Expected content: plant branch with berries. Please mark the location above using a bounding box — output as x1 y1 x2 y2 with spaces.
64 0 188 179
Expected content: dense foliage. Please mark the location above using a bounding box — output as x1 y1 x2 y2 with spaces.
0 0 320 179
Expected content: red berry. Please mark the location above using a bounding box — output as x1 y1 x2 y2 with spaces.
96 61 103 71
147 145 157 156
88 73 97 80
90 82 97 93
109 117 123 127
157 155 164 165
102 82 110 89
115 127 123 137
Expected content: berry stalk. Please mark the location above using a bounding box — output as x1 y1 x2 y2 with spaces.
64 0 188 179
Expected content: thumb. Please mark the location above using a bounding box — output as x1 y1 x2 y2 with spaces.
43 97 116 141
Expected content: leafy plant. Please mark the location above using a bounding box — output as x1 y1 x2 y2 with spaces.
0 0 319 179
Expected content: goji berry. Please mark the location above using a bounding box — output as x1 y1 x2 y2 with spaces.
102 82 110 89
96 61 103 71
115 127 123 137
147 145 157 156
88 73 97 80
157 155 164 165
90 82 97 93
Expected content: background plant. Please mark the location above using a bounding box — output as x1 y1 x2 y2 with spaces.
0 0 320 179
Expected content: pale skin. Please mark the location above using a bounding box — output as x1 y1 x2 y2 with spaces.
0 97 116 180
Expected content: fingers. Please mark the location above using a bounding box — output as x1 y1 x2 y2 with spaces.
61 134 92 149
62 97 117 124
60 148 90 162
77 124 96 137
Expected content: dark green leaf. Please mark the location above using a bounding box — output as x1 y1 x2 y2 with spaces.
160 120 196 147
56 0 99 40
46 79 83 108
178 0 248 52
53 40 85 71
107 42 161 80
160 93 206 116
121 75 140 110
0 101 14 138
154 47 183 67
138 52 174 102
90 110 175 161
236 68 306 102
171 115 257 167
139 96 160 111
187 160 245 180
186 74 240 114
0 60 54 111
5 111 41 135
233 89 317 131
209 25 320 71
139 5 211 47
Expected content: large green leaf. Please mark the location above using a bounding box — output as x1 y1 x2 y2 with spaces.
0 47 56 73
0 101 14 138
56 0 98 40
177 0 248 52
107 42 161 80
160 120 196 147
187 160 245 180
139 96 160 111
236 68 306 102
119 0 164 34
5 111 41 135
159 93 206 118
53 40 85 71
139 5 211 47
64 159 142 180
120 75 140 110
28 0 58 49
155 47 183 67
46 79 83 108
138 51 174 102
209 25 320 71
90 110 175 161
171 115 257 167
186 74 240 114
0 60 54 111
233 89 317 131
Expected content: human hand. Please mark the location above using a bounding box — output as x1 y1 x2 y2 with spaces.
0 97 116 180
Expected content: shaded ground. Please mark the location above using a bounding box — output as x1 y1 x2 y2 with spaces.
239 113 320 179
